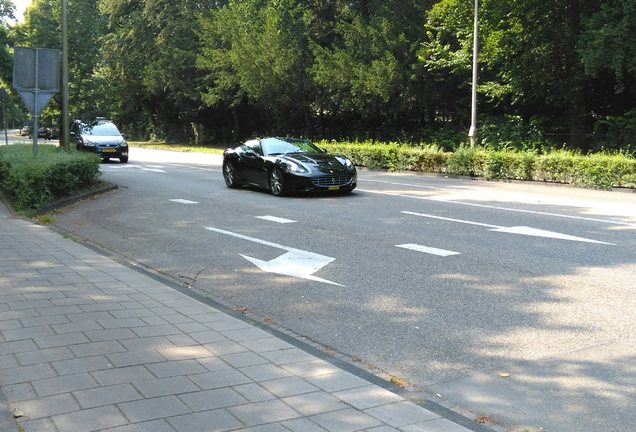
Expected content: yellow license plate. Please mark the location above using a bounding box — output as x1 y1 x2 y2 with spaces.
102 148 116 153
328 186 340 191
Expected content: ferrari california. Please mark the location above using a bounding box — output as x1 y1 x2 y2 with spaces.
222 137 357 196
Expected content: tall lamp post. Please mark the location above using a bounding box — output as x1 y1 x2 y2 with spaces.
61 0 69 150
468 0 478 146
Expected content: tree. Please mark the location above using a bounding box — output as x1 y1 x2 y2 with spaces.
198 0 314 137
311 0 431 138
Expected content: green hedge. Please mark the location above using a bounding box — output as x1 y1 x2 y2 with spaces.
319 141 636 189
0 145 101 212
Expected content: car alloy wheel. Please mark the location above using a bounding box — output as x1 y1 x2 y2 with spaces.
269 168 286 196
223 162 238 188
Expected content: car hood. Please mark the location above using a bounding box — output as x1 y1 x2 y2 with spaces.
81 134 124 146
278 153 354 174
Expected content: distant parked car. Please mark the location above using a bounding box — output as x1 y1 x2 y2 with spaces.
27 127 52 140
72 119 129 163
19 125 31 136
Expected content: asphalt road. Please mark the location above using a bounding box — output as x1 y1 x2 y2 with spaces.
50 147 636 432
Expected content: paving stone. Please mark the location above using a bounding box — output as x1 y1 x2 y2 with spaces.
83 328 138 342
173 321 210 333
3 325 55 341
146 359 207 378
69 340 127 358
196 356 232 372
333 385 403 410
51 320 104 334
165 334 197 346
228 399 301 427
305 371 369 393
0 339 38 355
0 319 21 331
220 351 268 368
118 395 191 423
188 330 227 344
33 372 98 397
99 419 177 432
8 300 53 310
239 363 295 381
107 349 167 367
260 377 319 398
0 363 57 385
259 348 316 365
0 353 18 369
366 426 401 432
178 387 248 411
92 365 155 386
52 355 113 375
188 369 252 390
281 359 341 378
401 418 473 432
52 405 128 432
364 401 439 427
119 336 175 351
223 327 272 343
167 409 243 431
283 391 348 416
239 338 294 353
233 383 276 403
34 332 89 349
156 345 214 361
73 383 142 408
20 315 69 327
98 317 147 329
282 418 329 432
239 424 290 432
13 393 80 419
203 340 247 356
310 408 382 432
133 376 199 398
131 324 181 337
2 382 36 402
16 417 58 432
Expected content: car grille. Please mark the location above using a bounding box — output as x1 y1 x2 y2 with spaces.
312 176 353 187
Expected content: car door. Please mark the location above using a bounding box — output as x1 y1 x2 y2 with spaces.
240 140 266 186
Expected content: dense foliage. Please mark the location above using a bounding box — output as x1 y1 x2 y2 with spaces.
0 144 101 211
5 0 636 153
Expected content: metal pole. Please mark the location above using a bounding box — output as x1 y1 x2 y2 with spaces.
33 49 39 157
1 90 8 146
61 0 70 150
468 0 479 147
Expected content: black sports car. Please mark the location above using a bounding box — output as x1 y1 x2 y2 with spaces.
222 137 357 196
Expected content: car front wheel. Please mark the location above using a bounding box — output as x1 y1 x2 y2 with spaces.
120 156 128 163
223 161 238 188
269 167 287 196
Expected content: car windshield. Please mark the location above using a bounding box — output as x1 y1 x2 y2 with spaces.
262 138 322 156
81 122 121 137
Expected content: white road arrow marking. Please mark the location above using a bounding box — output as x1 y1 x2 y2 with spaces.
205 227 341 286
401 211 615 245
255 215 297 224
396 244 460 256
170 199 198 204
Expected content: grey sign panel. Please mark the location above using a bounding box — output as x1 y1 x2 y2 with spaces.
17 91 56 116
13 47 60 91
13 47 60 115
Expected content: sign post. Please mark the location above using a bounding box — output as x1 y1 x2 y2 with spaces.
12 47 60 156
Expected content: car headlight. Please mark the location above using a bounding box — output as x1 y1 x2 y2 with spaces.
121 141 128 148
284 160 309 173
336 156 355 170
84 139 96 147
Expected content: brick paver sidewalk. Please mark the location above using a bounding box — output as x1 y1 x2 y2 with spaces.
0 200 483 432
